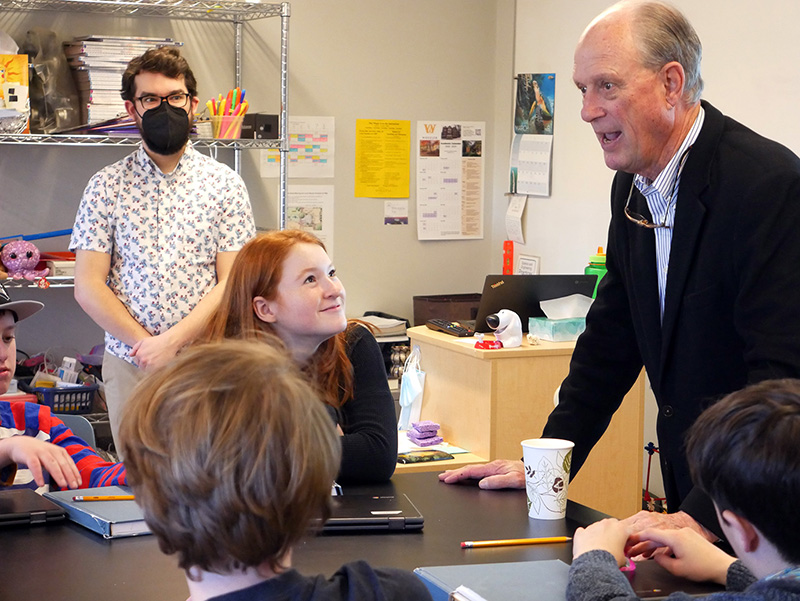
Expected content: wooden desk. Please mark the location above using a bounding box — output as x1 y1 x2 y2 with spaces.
0 473 720 600
407 326 645 519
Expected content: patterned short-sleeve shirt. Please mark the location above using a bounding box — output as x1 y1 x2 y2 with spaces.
70 142 255 363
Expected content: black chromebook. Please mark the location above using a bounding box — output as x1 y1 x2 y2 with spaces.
0 488 66 527
323 493 424 532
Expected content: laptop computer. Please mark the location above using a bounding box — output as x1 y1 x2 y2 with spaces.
323 493 424 532
472 274 597 333
0 488 66 527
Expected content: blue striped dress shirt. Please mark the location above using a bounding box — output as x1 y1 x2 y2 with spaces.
633 108 705 320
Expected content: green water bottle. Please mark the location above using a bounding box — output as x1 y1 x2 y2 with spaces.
585 246 607 298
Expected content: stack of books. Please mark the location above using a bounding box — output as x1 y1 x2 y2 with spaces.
43 486 150 539
64 35 182 125
360 314 408 339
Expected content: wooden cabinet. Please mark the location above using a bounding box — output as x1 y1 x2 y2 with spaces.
407 325 644 519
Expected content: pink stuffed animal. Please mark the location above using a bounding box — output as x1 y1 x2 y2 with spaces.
1 240 50 281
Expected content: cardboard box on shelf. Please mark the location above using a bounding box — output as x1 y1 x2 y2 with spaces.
45 261 75 277
0 54 30 133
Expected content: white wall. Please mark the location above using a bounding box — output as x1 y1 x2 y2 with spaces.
513 0 800 500
241 0 517 321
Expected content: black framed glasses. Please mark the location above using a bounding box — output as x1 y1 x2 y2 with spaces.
624 146 692 229
134 92 191 115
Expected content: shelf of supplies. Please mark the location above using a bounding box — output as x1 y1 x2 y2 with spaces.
3 277 74 289
1 0 290 222
0 0 283 21
0 133 280 149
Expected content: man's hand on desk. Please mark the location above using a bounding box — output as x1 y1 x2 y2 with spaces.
438 459 525 489
622 510 718 558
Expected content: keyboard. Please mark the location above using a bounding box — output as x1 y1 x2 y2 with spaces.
425 318 475 337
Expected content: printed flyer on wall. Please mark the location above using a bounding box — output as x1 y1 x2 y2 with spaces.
416 120 485 241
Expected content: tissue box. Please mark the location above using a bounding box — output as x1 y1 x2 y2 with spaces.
528 317 586 342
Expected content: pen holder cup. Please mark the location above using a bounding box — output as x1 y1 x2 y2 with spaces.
211 115 244 139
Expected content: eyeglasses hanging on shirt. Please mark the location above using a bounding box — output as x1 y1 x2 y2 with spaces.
624 146 693 229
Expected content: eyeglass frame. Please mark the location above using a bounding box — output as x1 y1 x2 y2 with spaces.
623 146 693 229
133 92 192 117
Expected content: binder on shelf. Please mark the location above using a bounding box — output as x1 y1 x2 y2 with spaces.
414 559 570 601
43 485 151 539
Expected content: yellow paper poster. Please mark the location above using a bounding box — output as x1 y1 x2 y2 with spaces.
354 119 410 198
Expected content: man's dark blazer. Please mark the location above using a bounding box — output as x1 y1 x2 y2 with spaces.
543 101 800 534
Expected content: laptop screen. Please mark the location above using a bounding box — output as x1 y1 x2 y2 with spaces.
473 274 597 333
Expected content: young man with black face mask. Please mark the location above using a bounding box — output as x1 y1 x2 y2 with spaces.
69 47 255 449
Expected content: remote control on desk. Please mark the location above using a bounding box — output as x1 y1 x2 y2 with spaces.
425 318 475 337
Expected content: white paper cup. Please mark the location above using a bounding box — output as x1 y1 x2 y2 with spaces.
521 438 575 519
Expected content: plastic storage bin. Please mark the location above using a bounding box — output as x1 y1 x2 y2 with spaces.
18 378 98 414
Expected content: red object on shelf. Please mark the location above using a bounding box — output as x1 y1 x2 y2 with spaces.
474 339 503 350
39 252 76 261
502 240 514 275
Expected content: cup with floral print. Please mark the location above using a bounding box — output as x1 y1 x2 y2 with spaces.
521 438 574 520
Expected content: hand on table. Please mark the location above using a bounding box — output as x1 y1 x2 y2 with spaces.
627 527 734 585
623 510 717 558
438 459 525 489
0 436 82 489
572 518 630 566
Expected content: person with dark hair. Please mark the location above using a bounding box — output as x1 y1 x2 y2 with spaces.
440 0 800 549
118 340 430 601
204 230 397 483
567 378 800 601
70 46 255 448
0 286 126 491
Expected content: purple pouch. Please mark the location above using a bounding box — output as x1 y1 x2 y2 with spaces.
411 420 440 432
408 434 444 447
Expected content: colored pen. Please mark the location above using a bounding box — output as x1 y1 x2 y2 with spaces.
225 89 233 115
72 495 135 502
460 536 571 548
